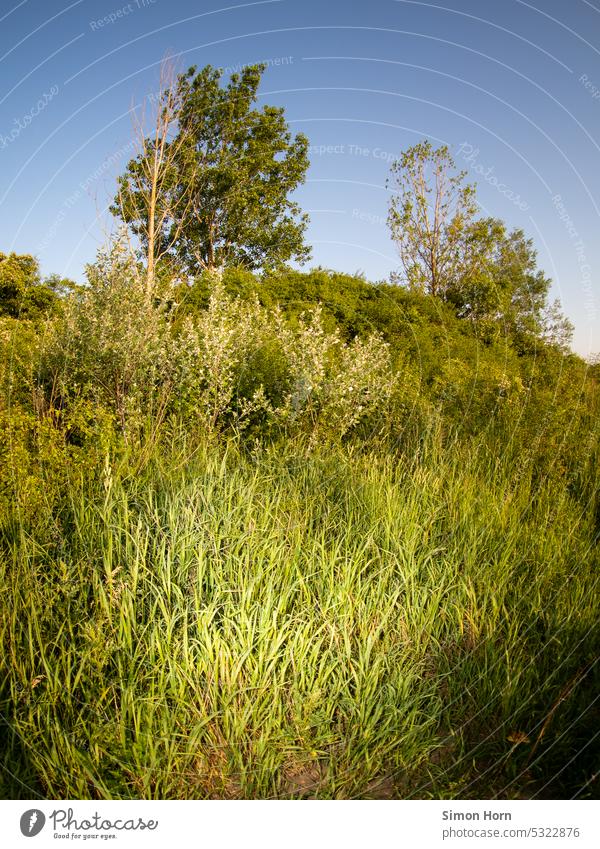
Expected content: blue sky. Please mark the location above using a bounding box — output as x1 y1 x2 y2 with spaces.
1 0 599 355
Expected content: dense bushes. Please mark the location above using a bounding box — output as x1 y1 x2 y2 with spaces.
1 244 598 494
169 263 599 481
28 249 406 446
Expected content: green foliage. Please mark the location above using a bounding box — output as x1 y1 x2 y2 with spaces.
39 243 174 437
113 63 310 276
0 252 57 318
43 272 83 300
386 144 570 349
387 141 477 298
171 278 398 441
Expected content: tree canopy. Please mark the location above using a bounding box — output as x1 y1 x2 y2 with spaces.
0 252 57 318
387 141 571 349
113 63 310 279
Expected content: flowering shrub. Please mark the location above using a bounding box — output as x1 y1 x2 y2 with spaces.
172 283 398 439
35 243 406 443
321 333 397 438
171 277 279 431
271 305 397 437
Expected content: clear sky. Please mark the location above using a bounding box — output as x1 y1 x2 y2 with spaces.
1 0 599 355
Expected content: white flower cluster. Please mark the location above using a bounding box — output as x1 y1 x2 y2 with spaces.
173 280 274 430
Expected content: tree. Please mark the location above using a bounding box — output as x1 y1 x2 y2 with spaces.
588 353 600 383
0 252 56 318
541 298 574 352
43 273 82 300
387 141 477 298
111 57 193 295
113 63 310 280
497 228 553 346
445 220 552 337
387 142 557 348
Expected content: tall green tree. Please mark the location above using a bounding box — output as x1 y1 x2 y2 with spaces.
387 142 564 348
113 63 310 279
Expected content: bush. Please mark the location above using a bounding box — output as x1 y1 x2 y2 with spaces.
173 282 399 440
39 243 174 438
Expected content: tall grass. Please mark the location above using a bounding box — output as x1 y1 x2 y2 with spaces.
1 431 598 799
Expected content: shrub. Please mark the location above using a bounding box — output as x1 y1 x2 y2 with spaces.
39 242 174 438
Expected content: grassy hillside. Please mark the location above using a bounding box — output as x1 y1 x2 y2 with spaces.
1 258 599 799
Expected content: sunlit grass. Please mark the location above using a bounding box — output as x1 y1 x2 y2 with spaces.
1 433 598 799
